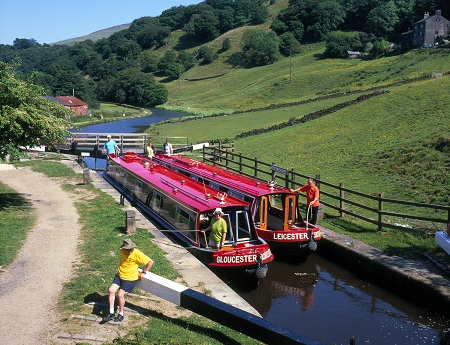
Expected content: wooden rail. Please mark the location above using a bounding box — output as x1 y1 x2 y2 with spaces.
202 146 449 233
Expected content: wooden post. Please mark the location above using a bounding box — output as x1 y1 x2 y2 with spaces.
378 192 383 231
126 209 136 234
83 168 90 185
340 183 345 218
239 153 243 173
315 174 320 189
254 158 258 178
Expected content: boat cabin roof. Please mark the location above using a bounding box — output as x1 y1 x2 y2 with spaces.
111 154 251 213
155 154 292 198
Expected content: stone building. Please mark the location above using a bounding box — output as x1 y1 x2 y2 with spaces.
402 10 450 48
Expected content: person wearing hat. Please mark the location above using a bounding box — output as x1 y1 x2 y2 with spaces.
102 135 120 156
102 238 153 323
202 208 227 249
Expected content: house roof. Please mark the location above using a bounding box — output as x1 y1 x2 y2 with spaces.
54 96 87 107
44 96 66 105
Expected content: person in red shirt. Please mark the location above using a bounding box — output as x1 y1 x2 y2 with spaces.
292 178 320 225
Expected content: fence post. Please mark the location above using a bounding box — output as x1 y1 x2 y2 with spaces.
254 158 258 178
315 174 320 189
340 183 345 218
290 168 296 189
378 192 384 231
239 153 243 173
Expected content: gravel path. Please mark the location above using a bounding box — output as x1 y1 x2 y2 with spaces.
0 165 81 345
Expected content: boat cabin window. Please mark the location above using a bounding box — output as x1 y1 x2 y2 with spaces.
236 211 251 240
176 206 197 241
221 214 234 243
150 191 162 212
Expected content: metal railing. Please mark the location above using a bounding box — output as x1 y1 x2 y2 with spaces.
66 133 189 154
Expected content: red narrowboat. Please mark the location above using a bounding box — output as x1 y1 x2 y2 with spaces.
104 152 274 280
153 154 321 260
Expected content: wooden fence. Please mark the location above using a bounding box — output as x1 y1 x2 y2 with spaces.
202 145 449 233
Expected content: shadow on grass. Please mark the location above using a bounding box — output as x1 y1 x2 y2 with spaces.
85 292 242 344
0 192 31 211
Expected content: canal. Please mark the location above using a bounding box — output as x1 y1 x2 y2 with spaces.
78 110 450 345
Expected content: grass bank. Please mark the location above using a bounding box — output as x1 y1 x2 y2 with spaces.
2 159 262 344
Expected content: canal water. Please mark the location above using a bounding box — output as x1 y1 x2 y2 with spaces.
79 111 450 345
72 108 188 133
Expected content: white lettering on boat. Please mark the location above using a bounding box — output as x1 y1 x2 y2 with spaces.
216 249 272 264
272 232 309 241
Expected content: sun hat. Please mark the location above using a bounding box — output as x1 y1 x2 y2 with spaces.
213 208 224 216
120 238 136 249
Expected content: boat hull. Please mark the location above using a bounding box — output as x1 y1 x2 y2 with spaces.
103 154 274 280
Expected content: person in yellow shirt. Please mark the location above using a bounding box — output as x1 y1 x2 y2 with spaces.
102 238 153 323
146 141 154 159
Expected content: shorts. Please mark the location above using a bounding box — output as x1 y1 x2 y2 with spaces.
112 274 137 293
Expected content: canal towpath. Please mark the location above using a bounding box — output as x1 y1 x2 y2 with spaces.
0 155 449 344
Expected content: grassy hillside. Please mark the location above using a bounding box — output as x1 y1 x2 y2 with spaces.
148 54 450 207
160 43 450 113
52 24 130 46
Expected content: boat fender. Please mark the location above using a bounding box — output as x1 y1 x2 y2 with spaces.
255 266 268 279
308 230 317 251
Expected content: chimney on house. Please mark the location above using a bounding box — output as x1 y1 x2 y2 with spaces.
424 12 429 19
436 10 441 16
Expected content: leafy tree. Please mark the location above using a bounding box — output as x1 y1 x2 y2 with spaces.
0 61 72 160
241 29 280 66
197 46 217 64
139 50 160 73
116 68 168 107
159 6 190 31
13 38 40 49
279 32 302 56
158 50 178 76
222 37 231 51
184 9 220 40
365 1 399 38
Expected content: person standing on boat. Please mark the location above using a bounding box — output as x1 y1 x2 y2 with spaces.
291 178 320 225
146 141 154 159
102 135 120 156
102 238 153 323
202 208 227 249
164 140 173 154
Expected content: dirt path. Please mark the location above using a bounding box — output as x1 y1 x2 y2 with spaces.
0 165 81 345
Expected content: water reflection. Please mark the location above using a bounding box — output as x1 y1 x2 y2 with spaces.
233 253 449 345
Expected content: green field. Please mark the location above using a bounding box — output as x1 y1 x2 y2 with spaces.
147 44 450 256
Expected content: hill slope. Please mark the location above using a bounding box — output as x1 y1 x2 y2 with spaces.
52 23 130 46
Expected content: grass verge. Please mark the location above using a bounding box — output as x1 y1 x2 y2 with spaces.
6 159 262 344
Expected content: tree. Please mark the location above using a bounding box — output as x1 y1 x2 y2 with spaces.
279 32 302 56
222 37 231 51
0 61 72 160
365 1 399 38
241 29 280 66
184 10 220 40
